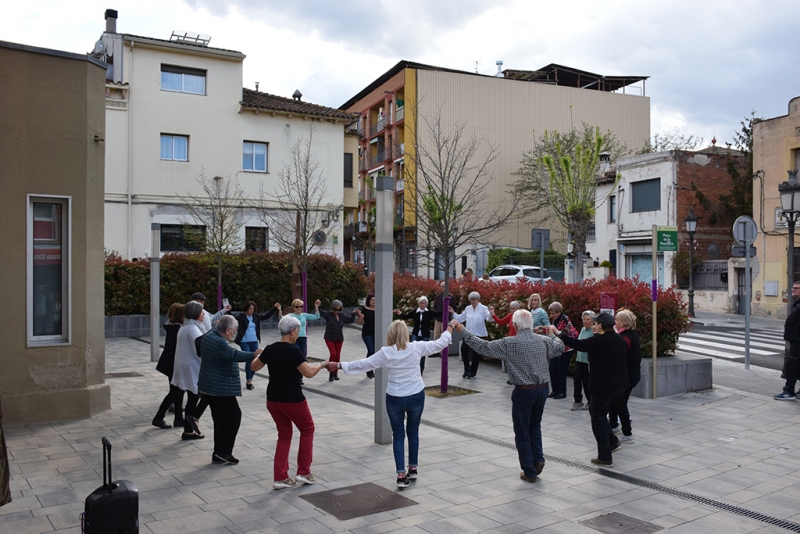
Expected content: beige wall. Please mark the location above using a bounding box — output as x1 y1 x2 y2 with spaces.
751 96 800 318
0 43 109 423
104 37 348 260
416 69 650 251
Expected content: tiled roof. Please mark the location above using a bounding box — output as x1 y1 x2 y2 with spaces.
241 88 357 121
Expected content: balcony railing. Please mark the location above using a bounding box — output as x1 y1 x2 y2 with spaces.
395 106 404 122
368 150 385 169
358 124 367 138
376 116 386 132
358 156 367 172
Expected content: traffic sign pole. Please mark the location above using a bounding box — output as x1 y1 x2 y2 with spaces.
652 225 658 399
733 215 758 370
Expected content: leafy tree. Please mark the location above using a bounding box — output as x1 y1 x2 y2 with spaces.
256 124 341 304
513 124 626 280
178 171 246 307
637 128 704 153
691 112 758 224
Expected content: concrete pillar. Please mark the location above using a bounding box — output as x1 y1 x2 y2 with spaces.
150 223 160 362
373 175 394 444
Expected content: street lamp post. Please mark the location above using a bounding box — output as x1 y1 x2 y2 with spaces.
779 170 800 317
685 208 699 318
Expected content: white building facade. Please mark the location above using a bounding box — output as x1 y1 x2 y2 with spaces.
593 152 677 286
96 10 354 260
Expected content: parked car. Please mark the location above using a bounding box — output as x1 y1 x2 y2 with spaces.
488 264 552 284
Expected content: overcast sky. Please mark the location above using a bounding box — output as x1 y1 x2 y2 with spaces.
4 0 799 150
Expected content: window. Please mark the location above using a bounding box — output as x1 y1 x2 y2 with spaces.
631 178 661 212
161 64 206 95
28 196 70 344
609 194 616 223
245 227 269 251
243 141 268 172
161 134 188 161
344 153 354 188
160 224 205 251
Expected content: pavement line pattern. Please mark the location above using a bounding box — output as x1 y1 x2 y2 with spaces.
682 331 785 351
277 373 800 533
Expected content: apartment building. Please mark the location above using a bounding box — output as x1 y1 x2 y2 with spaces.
341 61 650 277
95 10 356 261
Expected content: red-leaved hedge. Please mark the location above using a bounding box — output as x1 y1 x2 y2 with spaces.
376 274 691 357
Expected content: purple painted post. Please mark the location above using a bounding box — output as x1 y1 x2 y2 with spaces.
302 271 308 313
440 296 450 393
651 280 658 301
217 284 222 310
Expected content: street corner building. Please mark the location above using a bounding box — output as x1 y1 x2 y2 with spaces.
0 40 110 423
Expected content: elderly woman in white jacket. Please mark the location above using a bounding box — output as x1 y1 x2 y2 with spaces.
450 291 494 379
328 320 454 488
170 300 206 440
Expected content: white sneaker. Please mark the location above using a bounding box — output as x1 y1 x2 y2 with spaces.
620 434 634 443
273 478 297 489
571 402 584 411
296 473 316 485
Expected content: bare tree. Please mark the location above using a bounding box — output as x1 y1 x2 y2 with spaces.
513 125 626 280
637 128 705 154
405 110 518 390
179 170 246 306
257 124 341 304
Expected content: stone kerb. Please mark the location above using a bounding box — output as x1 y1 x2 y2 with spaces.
631 353 713 398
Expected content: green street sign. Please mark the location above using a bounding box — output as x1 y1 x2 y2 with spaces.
657 226 678 252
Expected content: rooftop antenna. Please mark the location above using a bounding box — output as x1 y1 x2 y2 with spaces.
496 60 504 77
474 60 480 74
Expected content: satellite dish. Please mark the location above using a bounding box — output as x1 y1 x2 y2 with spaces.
313 230 327 245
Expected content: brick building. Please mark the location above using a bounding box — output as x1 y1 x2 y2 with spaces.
593 146 747 311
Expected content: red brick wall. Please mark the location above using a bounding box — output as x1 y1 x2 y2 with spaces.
675 150 748 260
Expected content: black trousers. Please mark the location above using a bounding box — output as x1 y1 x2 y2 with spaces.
154 384 186 426
549 351 573 395
573 361 591 404
461 338 485 376
783 342 800 394
609 366 641 435
589 387 625 462
206 396 242 456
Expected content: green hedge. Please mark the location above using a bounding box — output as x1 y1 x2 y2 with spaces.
487 247 566 271
105 251 368 315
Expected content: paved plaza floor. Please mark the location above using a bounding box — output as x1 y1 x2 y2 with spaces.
3 326 800 533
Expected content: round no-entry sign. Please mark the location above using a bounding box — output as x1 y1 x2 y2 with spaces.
733 215 758 246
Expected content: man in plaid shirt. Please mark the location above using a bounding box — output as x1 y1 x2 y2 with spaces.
451 310 564 483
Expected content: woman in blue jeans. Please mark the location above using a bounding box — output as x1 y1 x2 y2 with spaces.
230 301 281 390
330 320 454 488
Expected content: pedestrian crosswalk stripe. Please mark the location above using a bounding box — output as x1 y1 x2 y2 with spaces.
676 344 742 359
677 337 776 356
681 332 784 352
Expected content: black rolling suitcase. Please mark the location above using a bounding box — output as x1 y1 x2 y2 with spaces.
82 437 139 534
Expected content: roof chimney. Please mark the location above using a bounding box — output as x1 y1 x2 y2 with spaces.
255 82 259 92
105 9 118 33
496 60 504 78
292 90 302 101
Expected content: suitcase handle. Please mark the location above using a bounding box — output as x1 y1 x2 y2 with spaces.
101 437 115 492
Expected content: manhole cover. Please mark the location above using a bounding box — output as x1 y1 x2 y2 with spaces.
300 482 416 520
581 511 663 534
105 372 144 378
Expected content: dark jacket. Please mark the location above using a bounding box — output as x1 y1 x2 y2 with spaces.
230 307 280 345
784 300 800 342
398 309 437 338
197 329 255 397
155 323 181 379
619 329 642 368
560 330 628 393
319 309 356 342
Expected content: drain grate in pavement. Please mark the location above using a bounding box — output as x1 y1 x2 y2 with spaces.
105 372 144 378
581 512 663 534
300 482 417 521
